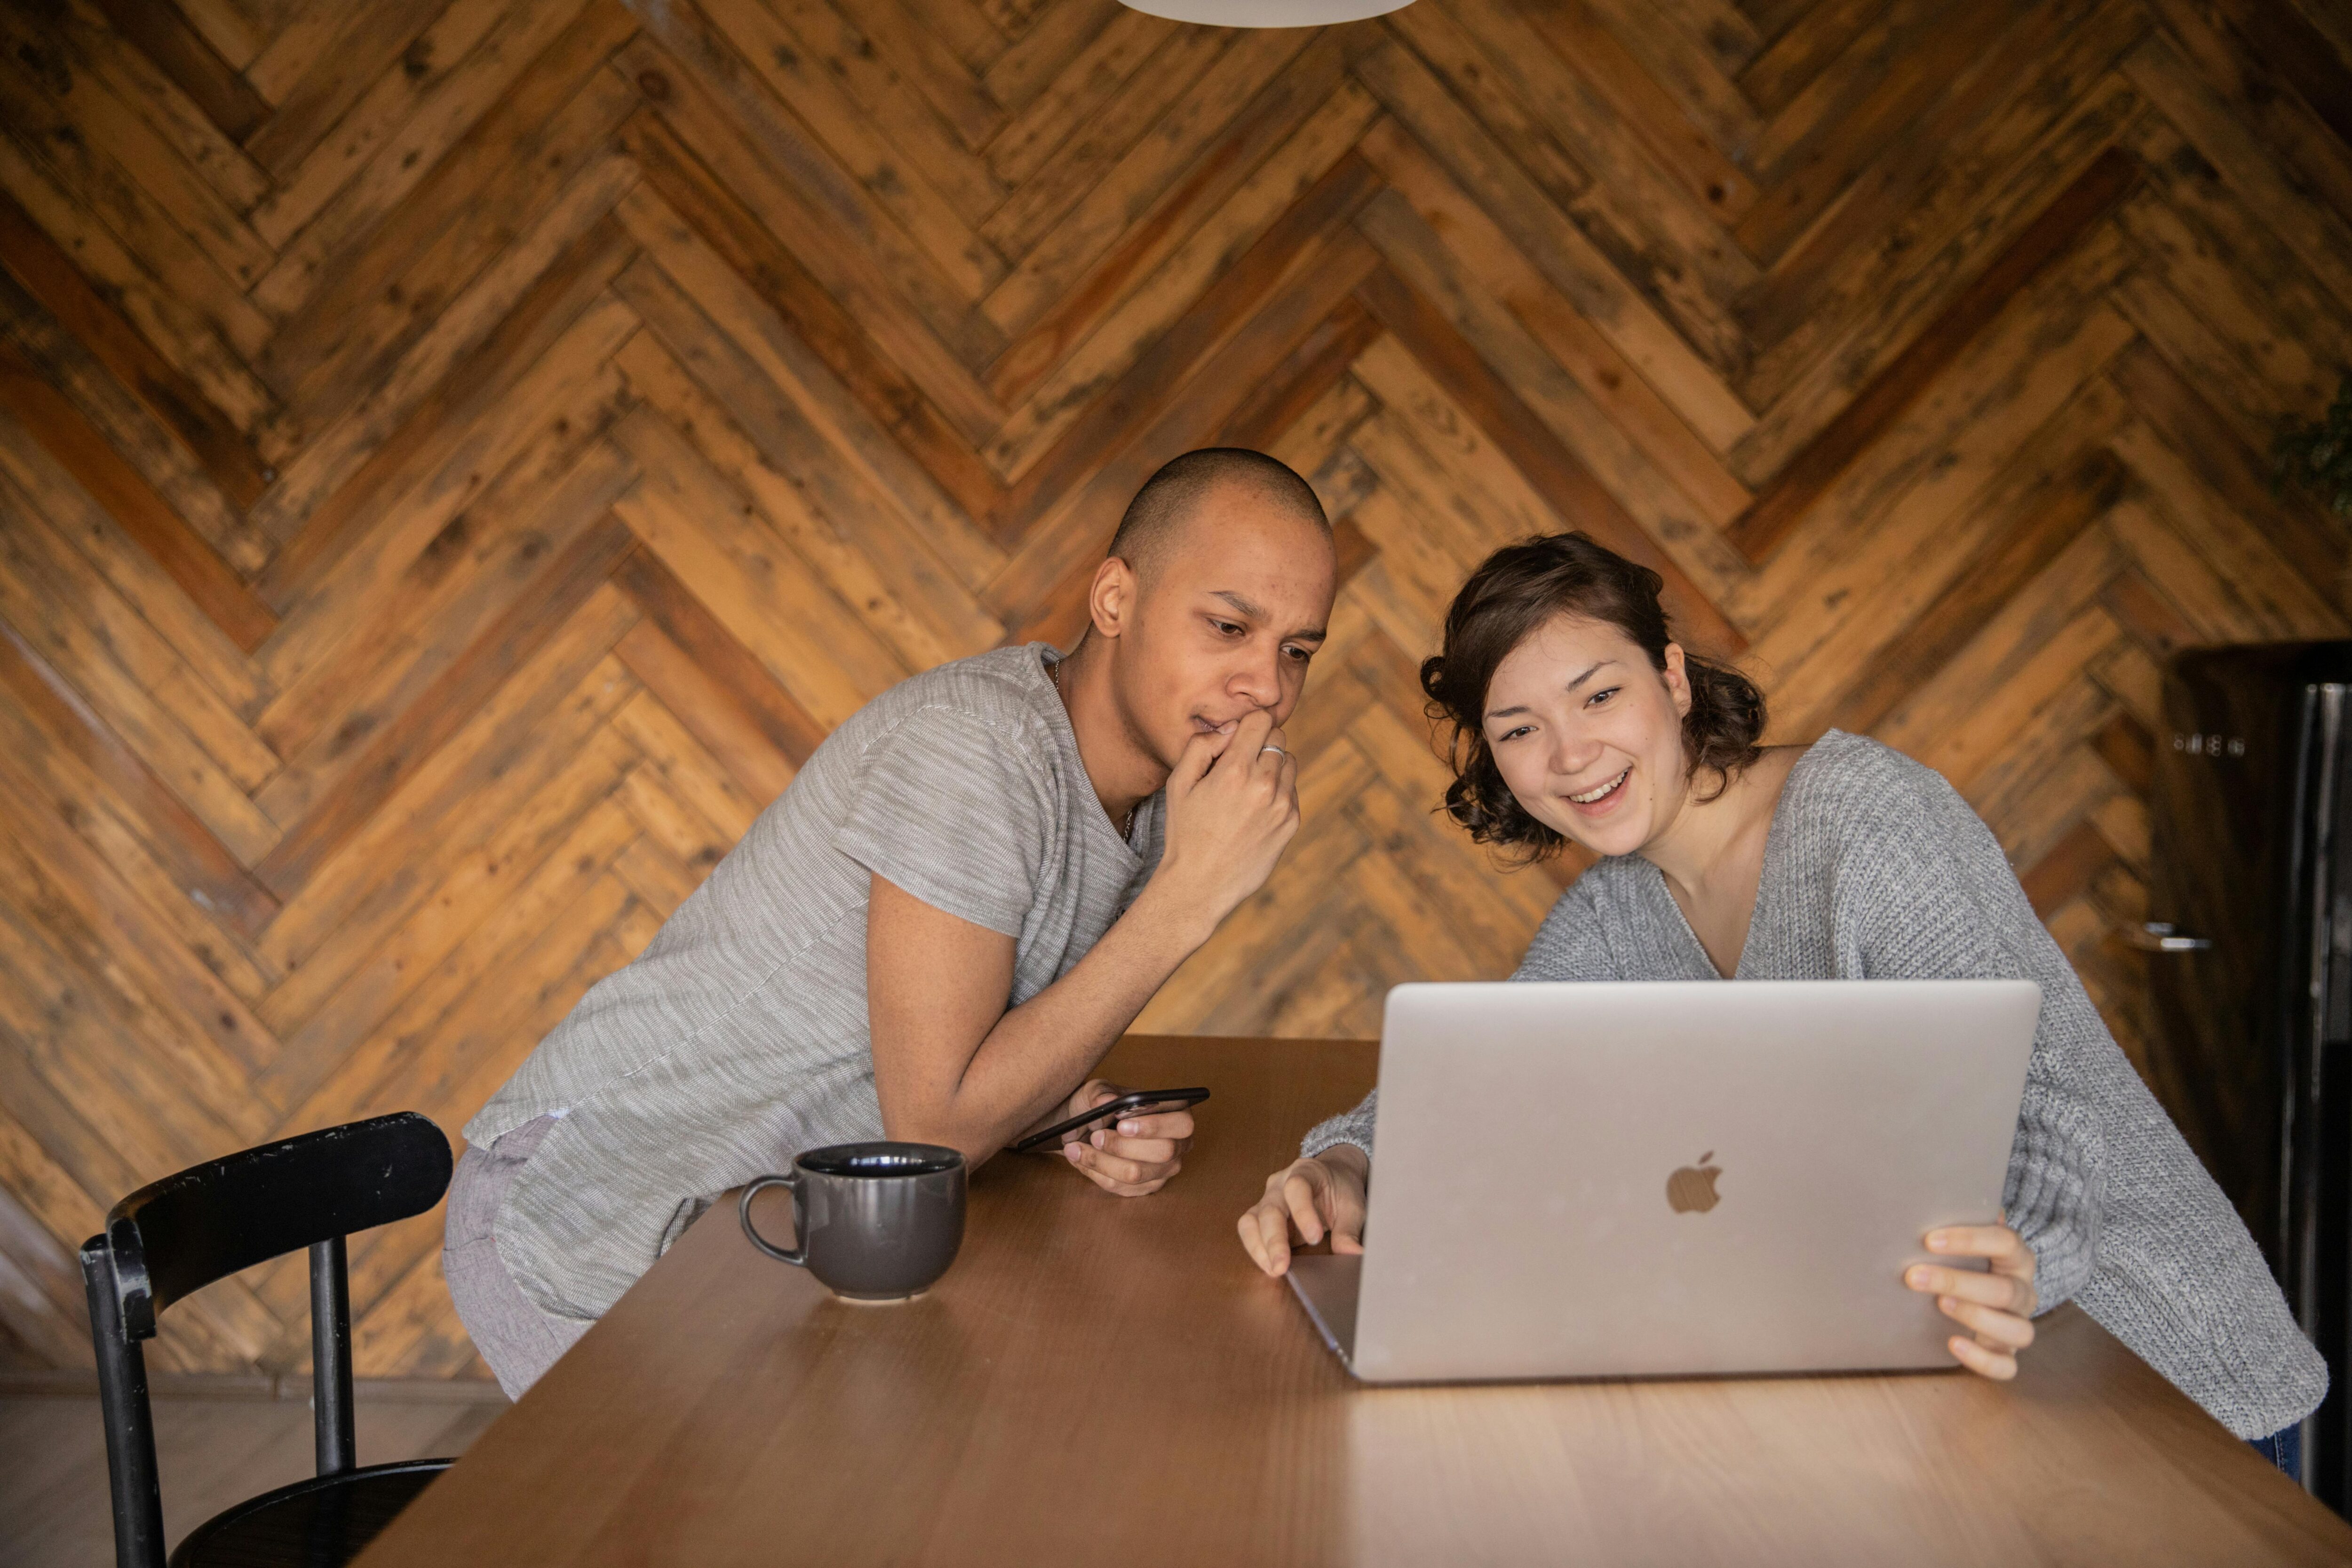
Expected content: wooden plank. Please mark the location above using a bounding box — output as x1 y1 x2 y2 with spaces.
2105 339 2350 623
613 116 1007 534
979 23 1231 261
1742 0 2127 342
2121 32 2352 325
1387 3 1758 369
607 167 1002 588
1739 0 1893 116
702 0 1003 287
984 74 1380 472
0 345 273 655
984 151 1383 550
1740 0 2018 264
618 3 1001 370
244 0 555 251
0 675 278 970
982 0 1118 113
263 32 638 423
0 266 267 573
1728 146 2141 563
768 0 1002 215
1571 0 1762 155
608 329 1000 670
612 621 796 807
1216 296 1386 455
243 0 479 175
258 453 636 844
253 514 636 899
1354 35 1749 389
608 405 905 728
255 600 640 978
255 437 634 764
33 0 265 219
252 212 637 604
981 33 1340 351
253 293 637 701
1829 449 2128 735
263 763 639 1115
0 187 272 509
1446 0 1758 235
0 492 275 795
2149 0 2352 234
0 806 273 1082
1511 0 1757 218
609 689 764 845
0 114 276 421
0 417 262 717
610 544 824 775
1360 120 1748 521
1353 262 1747 659
1733 269 2136 645
613 34 1003 439
0 4 272 288
1352 182 1752 608
984 4 1168 183
87 0 270 141
1737 49 2144 414
0 51 270 363
985 223 1385 640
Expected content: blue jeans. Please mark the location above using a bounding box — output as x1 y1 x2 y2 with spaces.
2249 1422 2304 1482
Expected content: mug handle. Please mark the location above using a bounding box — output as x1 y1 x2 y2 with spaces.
739 1173 805 1266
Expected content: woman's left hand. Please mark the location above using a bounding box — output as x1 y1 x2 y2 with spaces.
1906 1222 2038 1380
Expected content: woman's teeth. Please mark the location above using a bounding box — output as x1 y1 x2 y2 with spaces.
1569 768 1629 805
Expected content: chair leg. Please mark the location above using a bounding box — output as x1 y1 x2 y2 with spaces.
310 1235 356 1477
81 1238 166 1568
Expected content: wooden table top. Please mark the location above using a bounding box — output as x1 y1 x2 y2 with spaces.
357 1035 2352 1566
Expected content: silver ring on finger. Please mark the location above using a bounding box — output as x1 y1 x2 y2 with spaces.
1260 744 1287 756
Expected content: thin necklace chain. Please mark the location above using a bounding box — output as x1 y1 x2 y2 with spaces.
1050 654 1136 842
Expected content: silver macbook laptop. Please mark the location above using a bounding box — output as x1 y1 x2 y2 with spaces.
1287 979 2040 1382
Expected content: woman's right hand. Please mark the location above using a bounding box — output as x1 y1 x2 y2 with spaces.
1237 1145 1369 1276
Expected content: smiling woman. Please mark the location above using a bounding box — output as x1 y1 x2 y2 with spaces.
1419 533 1765 860
1238 530 2329 1469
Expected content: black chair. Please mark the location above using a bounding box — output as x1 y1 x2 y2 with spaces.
80 1112 458 1568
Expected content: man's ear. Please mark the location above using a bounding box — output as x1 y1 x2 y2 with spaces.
1089 556 1139 641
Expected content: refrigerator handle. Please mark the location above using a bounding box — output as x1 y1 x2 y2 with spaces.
2124 922 2216 953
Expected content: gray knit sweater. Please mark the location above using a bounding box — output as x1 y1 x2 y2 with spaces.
1303 730 2327 1439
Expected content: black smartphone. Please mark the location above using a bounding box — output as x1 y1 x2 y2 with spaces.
1008 1087 1210 1154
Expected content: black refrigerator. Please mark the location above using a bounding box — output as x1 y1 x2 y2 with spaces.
2146 641 2352 1510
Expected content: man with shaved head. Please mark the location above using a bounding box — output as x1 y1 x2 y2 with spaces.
447 447 1340 1394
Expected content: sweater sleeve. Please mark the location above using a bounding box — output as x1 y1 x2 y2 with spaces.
1843 784 2106 1311
1301 871 1619 1161
1845 746 2325 1436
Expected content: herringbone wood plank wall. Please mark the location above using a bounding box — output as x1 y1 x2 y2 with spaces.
0 0 2347 1379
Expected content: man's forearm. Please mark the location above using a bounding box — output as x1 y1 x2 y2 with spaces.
901 882 1216 1160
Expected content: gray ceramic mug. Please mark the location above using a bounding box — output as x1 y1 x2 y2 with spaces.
738 1142 965 1301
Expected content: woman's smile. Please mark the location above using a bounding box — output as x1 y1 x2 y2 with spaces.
1565 766 1632 814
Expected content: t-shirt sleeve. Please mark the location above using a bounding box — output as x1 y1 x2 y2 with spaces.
834 706 1055 939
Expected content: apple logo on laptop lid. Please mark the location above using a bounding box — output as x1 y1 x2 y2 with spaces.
1667 1153 1721 1214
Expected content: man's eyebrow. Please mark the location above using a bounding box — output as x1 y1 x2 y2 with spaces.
1209 589 1325 643
1485 661 1615 721
1210 589 1267 619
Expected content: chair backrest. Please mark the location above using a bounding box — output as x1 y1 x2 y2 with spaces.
82 1113 453 1568
95 1112 451 1339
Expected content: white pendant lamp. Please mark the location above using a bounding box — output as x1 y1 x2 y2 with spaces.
1119 0 1415 24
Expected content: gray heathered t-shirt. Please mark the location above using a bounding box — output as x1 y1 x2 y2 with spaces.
1303 730 2327 1440
464 644 1162 1321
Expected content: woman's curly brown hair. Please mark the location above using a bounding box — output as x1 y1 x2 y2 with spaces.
1420 533 1766 860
